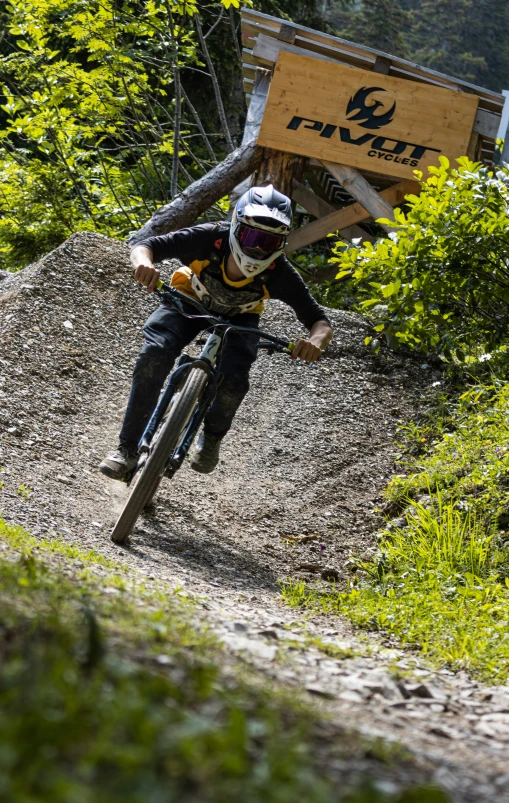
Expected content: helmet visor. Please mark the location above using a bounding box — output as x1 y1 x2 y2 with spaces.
237 224 285 260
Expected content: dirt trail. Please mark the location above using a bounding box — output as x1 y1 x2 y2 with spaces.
2 232 509 801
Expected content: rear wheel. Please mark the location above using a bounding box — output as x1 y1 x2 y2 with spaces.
111 367 209 544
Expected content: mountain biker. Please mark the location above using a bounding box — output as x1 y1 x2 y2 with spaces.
99 184 333 479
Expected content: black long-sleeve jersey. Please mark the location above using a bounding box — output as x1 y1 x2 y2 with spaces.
136 222 331 331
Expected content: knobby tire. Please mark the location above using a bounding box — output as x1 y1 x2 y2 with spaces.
111 367 209 544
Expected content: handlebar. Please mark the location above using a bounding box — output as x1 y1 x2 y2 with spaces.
154 280 296 353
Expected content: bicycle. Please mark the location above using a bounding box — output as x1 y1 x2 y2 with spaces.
110 281 296 544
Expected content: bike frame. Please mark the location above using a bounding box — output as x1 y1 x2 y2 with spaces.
134 282 294 480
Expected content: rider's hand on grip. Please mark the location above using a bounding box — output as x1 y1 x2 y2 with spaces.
291 338 321 362
134 263 160 294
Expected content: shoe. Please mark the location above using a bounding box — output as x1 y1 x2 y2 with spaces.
99 445 139 480
190 432 222 474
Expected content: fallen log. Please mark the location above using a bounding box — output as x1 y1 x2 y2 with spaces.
129 140 262 244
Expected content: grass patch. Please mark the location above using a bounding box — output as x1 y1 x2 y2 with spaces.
387 382 509 517
0 519 122 570
282 382 509 683
0 519 447 802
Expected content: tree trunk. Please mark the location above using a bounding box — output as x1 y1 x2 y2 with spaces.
194 12 234 153
253 148 305 196
129 141 262 244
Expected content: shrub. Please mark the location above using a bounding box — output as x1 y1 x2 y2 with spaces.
331 158 509 361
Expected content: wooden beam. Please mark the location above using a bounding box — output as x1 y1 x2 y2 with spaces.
278 23 296 44
473 108 500 140
253 33 336 68
373 55 391 75
500 93 509 165
291 179 335 218
467 131 483 161
286 179 420 252
321 162 398 233
292 179 375 245
247 25 374 73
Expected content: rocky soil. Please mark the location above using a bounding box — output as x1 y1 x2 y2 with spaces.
2 232 509 800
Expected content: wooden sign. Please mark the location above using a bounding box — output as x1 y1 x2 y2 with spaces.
257 51 480 180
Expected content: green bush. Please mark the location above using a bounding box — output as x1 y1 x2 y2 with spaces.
331 158 509 361
338 491 509 682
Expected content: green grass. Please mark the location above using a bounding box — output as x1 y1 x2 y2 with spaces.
0 519 447 802
282 382 509 683
0 520 122 569
386 382 509 518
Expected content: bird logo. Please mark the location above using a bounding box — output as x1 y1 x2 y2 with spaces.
346 87 396 130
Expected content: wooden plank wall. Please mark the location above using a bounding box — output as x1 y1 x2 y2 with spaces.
241 8 504 166
257 52 480 182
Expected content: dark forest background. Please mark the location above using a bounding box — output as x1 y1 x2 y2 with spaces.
325 0 509 92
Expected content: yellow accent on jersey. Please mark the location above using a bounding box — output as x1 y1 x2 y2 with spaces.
219 258 255 288
251 284 270 315
170 266 197 298
170 259 213 299
188 259 210 277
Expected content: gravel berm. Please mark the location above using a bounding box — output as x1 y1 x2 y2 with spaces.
2 231 509 801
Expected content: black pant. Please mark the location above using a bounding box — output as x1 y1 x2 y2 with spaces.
119 302 260 450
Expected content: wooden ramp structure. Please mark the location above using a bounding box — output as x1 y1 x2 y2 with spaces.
240 7 505 253
131 8 507 253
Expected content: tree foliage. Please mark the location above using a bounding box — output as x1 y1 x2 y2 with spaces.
403 0 509 89
0 0 242 269
328 0 410 58
330 158 509 362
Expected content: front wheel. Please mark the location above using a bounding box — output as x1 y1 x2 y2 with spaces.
111 367 209 544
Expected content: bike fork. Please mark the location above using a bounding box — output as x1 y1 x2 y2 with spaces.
164 378 219 477
136 329 223 472
137 355 195 454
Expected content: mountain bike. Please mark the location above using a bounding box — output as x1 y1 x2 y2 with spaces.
110 281 295 544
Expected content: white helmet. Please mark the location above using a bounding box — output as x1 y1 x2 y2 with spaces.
229 184 293 278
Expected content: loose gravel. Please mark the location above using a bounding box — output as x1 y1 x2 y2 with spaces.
2 232 509 801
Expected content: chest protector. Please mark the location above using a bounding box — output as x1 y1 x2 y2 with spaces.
190 224 273 317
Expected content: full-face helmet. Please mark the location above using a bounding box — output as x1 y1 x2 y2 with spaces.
230 184 293 278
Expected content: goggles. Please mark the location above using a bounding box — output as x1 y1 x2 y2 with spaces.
237 224 285 260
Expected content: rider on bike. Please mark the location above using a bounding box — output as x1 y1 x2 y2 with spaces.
100 184 333 480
